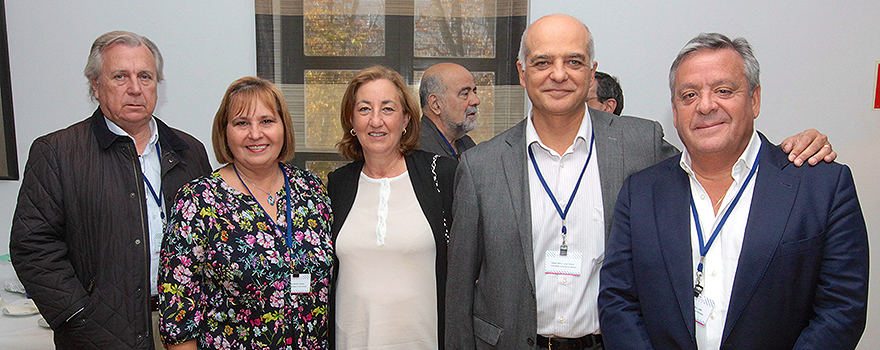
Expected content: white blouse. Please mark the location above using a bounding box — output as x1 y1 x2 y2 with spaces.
335 171 438 349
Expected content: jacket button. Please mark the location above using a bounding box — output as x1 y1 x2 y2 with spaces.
527 337 535 346
130 192 136 198
135 239 141 245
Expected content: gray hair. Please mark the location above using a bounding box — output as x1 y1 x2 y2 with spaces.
84 31 164 100
419 73 443 108
517 19 595 69
669 32 760 96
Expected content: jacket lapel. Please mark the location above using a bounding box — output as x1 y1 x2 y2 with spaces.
501 121 536 290
329 161 363 242
722 135 798 342
655 159 699 339
407 152 443 238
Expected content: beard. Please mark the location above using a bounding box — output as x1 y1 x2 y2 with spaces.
442 105 478 138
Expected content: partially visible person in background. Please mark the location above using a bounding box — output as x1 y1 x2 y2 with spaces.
10 30 210 350
419 62 481 160
329 65 456 350
586 71 624 115
159 76 333 349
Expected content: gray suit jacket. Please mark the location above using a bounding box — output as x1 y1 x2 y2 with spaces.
445 108 678 349
419 116 476 160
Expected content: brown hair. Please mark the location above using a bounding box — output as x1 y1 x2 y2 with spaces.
212 76 296 164
337 66 421 160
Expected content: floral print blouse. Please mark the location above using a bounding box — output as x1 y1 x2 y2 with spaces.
159 164 333 349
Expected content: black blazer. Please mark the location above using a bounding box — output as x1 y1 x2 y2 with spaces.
327 150 456 349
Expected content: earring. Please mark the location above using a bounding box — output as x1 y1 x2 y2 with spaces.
350 128 356 136
402 128 407 135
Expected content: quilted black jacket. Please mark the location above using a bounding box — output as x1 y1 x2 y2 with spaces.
10 108 211 349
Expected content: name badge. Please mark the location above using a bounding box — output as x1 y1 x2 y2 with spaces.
694 295 715 326
291 273 311 294
544 250 583 276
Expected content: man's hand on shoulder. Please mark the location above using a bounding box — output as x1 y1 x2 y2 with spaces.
781 129 837 166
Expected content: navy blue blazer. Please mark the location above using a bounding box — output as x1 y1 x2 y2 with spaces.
598 133 868 350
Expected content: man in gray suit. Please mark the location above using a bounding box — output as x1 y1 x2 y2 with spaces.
445 14 835 350
419 62 481 160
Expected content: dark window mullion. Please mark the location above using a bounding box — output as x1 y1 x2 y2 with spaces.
281 15 305 84
497 15 526 85
386 15 414 84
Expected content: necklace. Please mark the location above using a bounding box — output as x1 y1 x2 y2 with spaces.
234 164 281 205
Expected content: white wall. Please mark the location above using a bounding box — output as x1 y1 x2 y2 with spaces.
1 1 255 253
2 0 877 348
530 1 880 349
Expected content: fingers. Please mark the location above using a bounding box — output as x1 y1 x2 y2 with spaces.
784 129 830 167
781 135 797 154
807 145 837 166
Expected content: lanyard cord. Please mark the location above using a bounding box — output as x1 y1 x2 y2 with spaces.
142 142 164 223
234 163 294 251
435 122 459 160
527 131 595 249
691 149 761 296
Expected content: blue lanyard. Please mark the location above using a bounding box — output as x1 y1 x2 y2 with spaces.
234 163 294 250
142 143 164 223
527 131 594 256
691 149 760 296
435 122 459 160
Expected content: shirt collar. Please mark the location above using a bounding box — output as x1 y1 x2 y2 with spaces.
104 116 160 156
680 130 761 183
525 103 593 155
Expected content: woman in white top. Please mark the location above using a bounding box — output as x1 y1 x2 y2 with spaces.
327 66 457 350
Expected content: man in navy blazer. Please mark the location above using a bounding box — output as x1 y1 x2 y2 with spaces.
598 33 868 349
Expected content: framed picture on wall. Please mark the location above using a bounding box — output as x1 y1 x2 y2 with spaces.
0 0 18 180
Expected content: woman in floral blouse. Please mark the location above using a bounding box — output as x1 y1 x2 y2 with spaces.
158 76 333 349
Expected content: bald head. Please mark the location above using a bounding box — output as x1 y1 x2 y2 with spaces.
420 62 480 141
420 63 470 107
518 14 595 67
516 14 597 122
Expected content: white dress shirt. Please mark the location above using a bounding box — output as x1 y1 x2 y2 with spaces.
527 106 605 337
680 131 761 350
105 117 163 295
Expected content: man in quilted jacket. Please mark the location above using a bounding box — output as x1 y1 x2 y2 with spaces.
9 30 210 349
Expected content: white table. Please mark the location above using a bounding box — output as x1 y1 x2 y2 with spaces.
0 261 55 349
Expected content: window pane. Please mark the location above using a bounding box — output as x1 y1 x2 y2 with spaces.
304 70 360 150
306 160 350 185
413 0 496 58
304 0 386 56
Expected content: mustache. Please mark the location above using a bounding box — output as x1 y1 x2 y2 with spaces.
465 106 478 115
